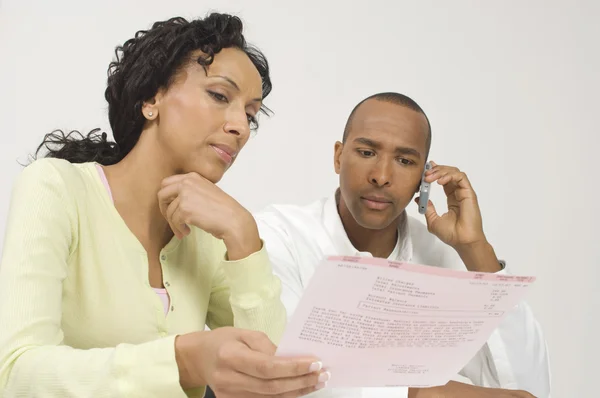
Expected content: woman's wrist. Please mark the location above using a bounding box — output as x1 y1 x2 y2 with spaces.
175 333 206 389
222 212 262 261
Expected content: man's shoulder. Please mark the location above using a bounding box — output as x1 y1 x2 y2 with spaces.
254 197 328 228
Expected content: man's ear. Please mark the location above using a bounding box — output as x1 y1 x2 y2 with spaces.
334 141 343 175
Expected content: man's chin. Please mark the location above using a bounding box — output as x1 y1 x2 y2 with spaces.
354 214 397 231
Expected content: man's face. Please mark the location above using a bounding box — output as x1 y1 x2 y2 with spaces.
334 99 429 230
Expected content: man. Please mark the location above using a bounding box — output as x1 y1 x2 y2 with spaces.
254 93 551 398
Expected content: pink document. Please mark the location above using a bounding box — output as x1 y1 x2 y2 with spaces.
275 256 535 388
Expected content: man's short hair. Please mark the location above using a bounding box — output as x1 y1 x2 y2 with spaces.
342 92 432 157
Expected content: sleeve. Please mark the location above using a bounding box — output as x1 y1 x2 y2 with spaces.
0 160 187 398
205 238 287 345
457 265 552 398
253 216 306 322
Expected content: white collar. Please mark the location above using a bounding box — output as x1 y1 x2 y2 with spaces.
321 192 413 261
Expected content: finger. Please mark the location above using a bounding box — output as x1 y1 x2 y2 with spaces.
438 171 471 189
162 171 208 188
157 182 181 212
424 165 453 182
218 381 327 398
436 172 455 186
429 169 474 194
161 173 191 188
232 349 322 380
415 196 440 225
445 171 472 190
241 332 322 378
165 197 183 238
166 197 190 238
426 161 453 172
219 368 329 396
423 199 440 229
240 332 321 379
158 183 193 239
274 381 328 397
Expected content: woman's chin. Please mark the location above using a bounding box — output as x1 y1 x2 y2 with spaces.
191 163 227 184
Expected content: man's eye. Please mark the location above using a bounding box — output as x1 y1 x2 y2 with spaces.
397 158 414 165
358 150 375 157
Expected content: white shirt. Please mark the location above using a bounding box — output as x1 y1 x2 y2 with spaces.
255 194 551 398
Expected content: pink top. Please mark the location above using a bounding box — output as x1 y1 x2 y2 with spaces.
95 164 171 316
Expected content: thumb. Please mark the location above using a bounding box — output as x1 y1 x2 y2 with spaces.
415 197 440 229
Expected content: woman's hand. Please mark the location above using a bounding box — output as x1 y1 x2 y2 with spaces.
175 328 329 397
158 172 261 260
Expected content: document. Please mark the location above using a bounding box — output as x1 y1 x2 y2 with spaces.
276 256 535 388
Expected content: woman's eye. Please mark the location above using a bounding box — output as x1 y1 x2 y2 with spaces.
247 114 259 131
208 91 228 103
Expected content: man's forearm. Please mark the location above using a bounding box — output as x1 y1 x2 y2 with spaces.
454 240 501 273
408 381 537 397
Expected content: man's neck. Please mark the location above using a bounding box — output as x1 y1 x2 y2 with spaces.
336 190 400 259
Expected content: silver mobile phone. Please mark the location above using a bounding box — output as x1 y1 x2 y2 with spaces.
418 162 432 214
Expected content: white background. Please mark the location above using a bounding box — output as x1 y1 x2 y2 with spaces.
0 1 598 396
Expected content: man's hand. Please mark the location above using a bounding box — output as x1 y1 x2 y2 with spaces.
409 381 537 398
158 172 261 260
415 161 500 272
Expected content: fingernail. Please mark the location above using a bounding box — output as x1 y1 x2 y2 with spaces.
315 382 327 390
309 361 322 372
318 371 331 383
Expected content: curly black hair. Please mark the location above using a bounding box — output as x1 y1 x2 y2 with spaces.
33 13 272 165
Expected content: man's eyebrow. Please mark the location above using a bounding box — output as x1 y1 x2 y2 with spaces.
394 146 422 158
353 137 421 158
353 137 381 149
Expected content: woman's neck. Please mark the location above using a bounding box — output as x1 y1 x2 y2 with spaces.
103 134 176 248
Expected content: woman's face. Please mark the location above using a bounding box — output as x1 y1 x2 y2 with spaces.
145 47 263 183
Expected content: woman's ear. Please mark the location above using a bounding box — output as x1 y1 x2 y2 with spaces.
142 90 164 120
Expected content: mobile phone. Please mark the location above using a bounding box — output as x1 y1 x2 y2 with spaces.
418 162 432 214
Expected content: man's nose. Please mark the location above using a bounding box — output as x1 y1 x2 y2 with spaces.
368 159 392 187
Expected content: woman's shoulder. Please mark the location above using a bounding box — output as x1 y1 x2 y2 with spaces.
15 158 101 207
20 158 95 187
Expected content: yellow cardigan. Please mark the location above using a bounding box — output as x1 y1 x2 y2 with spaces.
0 158 286 397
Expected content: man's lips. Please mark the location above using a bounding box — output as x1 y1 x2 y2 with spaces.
360 195 392 210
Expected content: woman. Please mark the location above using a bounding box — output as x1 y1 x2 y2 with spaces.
0 13 328 398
